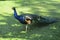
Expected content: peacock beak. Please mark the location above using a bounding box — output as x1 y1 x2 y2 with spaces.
25 19 31 24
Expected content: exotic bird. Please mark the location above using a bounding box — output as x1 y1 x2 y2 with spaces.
12 7 57 31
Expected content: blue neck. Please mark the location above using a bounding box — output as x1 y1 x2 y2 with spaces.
13 8 26 24
14 9 17 16
13 9 19 19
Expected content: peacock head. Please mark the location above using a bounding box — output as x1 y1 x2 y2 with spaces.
12 7 16 10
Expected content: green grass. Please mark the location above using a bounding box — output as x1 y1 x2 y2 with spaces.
0 0 60 40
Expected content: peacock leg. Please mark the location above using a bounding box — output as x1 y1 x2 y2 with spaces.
26 25 28 32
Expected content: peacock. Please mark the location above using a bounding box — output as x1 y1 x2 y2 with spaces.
12 7 57 32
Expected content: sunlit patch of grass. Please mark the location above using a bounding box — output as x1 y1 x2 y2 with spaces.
0 22 7 25
52 0 60 2
0 1 21 17
0 16 6 20
0 13 13 16
50 25 57 30
11 24 21 27
30 34 42 38
20 31 27 34
39 7 49 12
0 38 26 40
0 1 14 13
16 7 32 14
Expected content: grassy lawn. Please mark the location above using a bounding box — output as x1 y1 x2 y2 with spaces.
0 0 60 40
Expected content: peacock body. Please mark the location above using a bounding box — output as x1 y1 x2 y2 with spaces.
12 7 57 31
